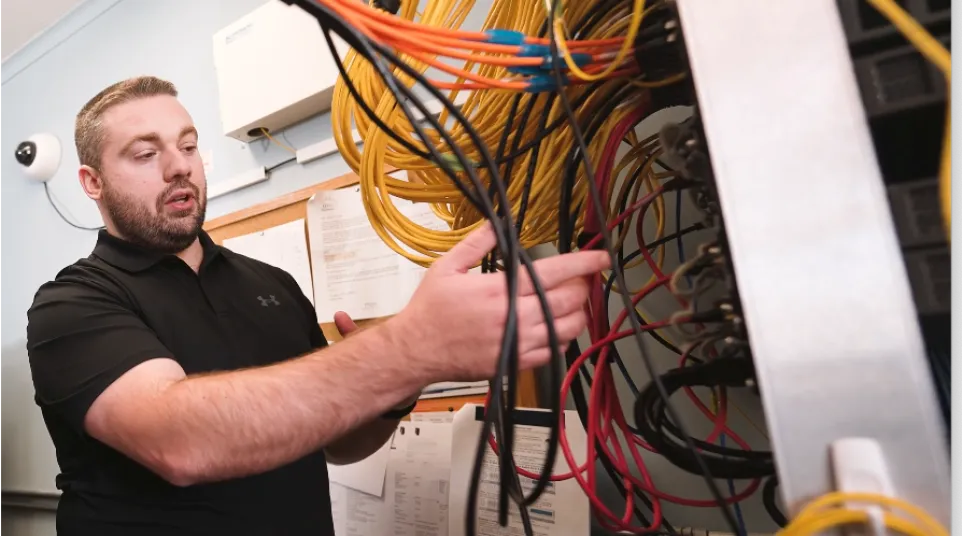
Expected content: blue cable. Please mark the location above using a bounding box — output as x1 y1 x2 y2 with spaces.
676 189 745 536
721 434 747 536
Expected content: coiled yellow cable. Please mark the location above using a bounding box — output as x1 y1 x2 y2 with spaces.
331 0 655 266
779 491 948 536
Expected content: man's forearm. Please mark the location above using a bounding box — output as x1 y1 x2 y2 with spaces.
146 320 422 485
324 417 399 465
324 389 422 464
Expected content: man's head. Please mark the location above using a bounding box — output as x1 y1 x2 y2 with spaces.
76 76 206 254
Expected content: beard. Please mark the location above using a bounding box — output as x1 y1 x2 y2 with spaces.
101 179 207 255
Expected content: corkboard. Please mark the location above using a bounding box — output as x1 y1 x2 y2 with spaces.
203 170 539 411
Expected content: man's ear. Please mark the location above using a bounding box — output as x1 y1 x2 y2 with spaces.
79 165 104 200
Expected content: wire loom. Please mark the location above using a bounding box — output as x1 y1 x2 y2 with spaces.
280 1 950 535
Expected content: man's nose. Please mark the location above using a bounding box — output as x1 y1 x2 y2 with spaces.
163 149 192 182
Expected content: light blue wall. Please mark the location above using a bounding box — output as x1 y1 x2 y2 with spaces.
1 0 356 505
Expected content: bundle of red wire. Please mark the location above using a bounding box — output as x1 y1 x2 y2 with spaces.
482 105 761 533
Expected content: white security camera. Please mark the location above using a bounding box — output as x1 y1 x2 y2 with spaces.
15 133 62 182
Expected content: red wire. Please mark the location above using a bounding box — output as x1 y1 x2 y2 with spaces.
584 105 651 236
557 310 665 532
475 170 761 532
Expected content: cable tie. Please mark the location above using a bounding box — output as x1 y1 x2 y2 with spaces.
541 52 591 71
485 29 527 46
525 74 568 93
436 153 479 171
507 64 543 76
518 44 550 57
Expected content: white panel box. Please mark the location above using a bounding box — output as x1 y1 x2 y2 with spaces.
212 1 348 143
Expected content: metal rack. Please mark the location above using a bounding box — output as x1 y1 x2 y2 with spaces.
675 0 950 526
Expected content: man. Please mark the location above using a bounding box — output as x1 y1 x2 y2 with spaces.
25 76 607 535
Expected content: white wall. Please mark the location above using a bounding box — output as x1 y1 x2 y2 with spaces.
2 0 361 532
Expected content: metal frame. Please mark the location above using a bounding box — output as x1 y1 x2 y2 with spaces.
1 491 59 512
675 0 950 526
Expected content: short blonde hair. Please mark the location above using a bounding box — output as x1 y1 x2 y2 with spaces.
75 76 178 169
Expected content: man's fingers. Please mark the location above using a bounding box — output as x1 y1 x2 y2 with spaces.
518 343 570 371
518 251 610 295
517 279 590 328
518 309 588 354
333 311 359 338
433 222 497 274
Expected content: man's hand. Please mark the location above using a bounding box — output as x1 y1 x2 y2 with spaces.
333 311 359 339
387 223 609 383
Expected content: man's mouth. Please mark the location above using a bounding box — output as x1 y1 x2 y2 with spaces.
164 190 195 211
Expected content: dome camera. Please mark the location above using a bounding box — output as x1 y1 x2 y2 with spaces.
15 133 61 182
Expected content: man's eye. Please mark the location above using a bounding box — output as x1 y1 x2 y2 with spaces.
136 151 156 160
182 145 197 154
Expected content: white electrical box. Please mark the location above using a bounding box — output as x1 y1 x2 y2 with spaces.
212 1 348 143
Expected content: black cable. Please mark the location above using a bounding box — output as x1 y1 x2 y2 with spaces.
483 93 523 274
266 156 297 174
499 36 677 535
763 476 788 527
592 219 707 426
633 359 774 479
295 7 569 533
601 251 696 358
43 183 104 231
545 5 742 532
515 93 551 231
647 221 705 250
287 3 703 534
557 81 638 252
488 92 523 524
302 8 525 514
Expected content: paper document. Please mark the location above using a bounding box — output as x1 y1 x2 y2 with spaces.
420 387 489 400
327 434 392 497
391 421 453 536
306 178 449 321
330 421 454 536
329 480 392 536
448 405 589 536
223 219 315 304
411 412 456 423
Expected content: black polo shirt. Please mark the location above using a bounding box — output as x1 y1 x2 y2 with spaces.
26 230 334 536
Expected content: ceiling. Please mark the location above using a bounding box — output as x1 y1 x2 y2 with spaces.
2 0 87 62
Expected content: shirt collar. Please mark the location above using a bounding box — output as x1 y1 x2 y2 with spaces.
92 230 223 273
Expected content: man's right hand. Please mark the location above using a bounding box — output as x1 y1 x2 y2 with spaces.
387 223 610 383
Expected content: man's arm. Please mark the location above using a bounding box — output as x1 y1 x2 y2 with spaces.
34 225 606 487
320 311 416 466
85 320 421 486
324 417 399 466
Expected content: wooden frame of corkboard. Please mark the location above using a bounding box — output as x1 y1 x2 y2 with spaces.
203 170 540 413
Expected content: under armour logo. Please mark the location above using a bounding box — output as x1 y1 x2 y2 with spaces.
257 295 280 307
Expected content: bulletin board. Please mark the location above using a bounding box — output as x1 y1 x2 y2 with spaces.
203 171 539 412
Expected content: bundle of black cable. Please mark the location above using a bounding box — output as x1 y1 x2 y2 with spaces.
633 357 775 480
